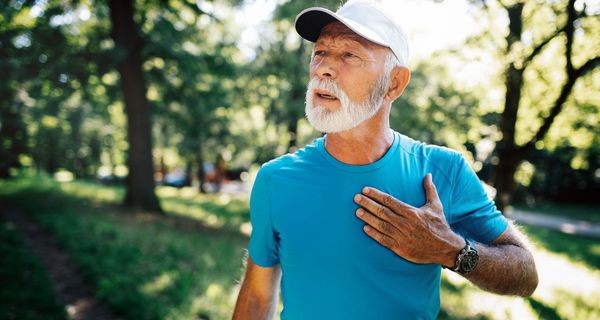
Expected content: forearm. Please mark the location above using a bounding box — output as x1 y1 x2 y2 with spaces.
232 257 281 320
232 289 278 320
464 241 538 296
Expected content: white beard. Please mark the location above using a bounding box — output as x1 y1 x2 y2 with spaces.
304 75 388 133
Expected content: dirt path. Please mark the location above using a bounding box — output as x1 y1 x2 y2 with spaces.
0 203 120 320
508 209 600 239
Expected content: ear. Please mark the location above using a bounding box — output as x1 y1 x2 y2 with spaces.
385 67 411 102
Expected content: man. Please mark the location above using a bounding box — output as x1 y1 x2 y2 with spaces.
233 1 538 319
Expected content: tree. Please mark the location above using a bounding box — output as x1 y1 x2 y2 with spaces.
252 0 343 152
108 0 161 212
490 0 600 210
138 1 239 193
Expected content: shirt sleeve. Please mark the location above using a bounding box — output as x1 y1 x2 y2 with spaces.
248 166 280 267
449 153 508 244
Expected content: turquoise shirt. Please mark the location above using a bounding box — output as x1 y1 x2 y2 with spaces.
249 131 508 319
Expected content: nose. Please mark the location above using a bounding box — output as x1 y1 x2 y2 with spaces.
311 55 337 80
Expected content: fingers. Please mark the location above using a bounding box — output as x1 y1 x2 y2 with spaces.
359 187 413 213
356 207 399 236
354 192 406 223
423 173 441 207
354 191 407 239
362 225 397 249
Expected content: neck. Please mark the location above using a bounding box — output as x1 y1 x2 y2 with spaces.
324 105 394 165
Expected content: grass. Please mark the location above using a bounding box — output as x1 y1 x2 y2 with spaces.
437 225 600 320
1 175 599 319
0 176 248 320
0 219 66 320
522 225 600 270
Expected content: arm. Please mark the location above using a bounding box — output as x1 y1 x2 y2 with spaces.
354 174 538 297
463 223 538 296
232 256 282 320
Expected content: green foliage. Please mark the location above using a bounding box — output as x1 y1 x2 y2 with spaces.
1 0 250 184
0 220 66 320
1 0 120 177
513 145 600 204
243 0 345 154
391 61 481 154
1 0 598 213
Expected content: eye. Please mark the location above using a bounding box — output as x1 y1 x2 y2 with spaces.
342 51 362 66
311 50 326 63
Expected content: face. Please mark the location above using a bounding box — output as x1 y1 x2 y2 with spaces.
305 22 391 133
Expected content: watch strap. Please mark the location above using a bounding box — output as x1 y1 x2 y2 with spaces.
447 238 478 274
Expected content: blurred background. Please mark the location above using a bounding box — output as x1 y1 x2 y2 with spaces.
0 0 599 319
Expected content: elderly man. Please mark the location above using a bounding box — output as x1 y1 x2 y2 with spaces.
233 1 538 319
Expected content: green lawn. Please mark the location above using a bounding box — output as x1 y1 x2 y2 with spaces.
1 176 599 319
0 219 66 320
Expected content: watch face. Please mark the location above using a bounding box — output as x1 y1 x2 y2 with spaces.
461 250 479 273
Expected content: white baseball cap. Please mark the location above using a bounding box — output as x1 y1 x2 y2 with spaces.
295 0 409 66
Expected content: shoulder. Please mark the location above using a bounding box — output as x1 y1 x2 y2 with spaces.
397 133 463 165
258 138 322 176
394 132 467 187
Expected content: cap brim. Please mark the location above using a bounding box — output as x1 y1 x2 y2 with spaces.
294 7 388 47
294 8 338 42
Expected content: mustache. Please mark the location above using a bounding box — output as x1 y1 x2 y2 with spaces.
307 78 347 99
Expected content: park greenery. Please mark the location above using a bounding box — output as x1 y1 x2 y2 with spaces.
1 0 598 212
1 0 600 319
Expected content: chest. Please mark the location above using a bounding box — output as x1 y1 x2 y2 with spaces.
267 168 450 269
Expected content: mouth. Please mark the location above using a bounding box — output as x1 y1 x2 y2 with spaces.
314 90 338 101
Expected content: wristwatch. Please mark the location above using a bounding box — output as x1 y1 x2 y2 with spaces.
449 238 479 275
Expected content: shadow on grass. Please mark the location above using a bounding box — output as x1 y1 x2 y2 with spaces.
159 194 249 233
527 297 563 320
0 219 66 320
438 279 491 320
551 288 599 319
522 225 600 270
0 177 248 319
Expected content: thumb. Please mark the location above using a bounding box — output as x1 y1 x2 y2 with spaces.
423 173 440 206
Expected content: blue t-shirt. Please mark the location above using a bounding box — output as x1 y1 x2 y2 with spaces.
249 131 508 319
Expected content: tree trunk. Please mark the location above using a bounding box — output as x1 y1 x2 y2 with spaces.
68 108 86 177
491 0 599 212
159 154 167 184
184 159 193 187
196 146 207 194
0 104 26 178
287 40 306 152
108 0 161 213
45 130 60 175
287 120 298 152
492 148 521 211
492 3 525 213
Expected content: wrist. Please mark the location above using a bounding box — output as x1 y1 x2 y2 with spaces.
447 238 480 274
442 235 466 268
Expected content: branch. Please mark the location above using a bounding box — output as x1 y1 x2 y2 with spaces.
521 56 600 153
523 0 585 70
496 0 509 10
522 25 566 69
565 0 576 75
